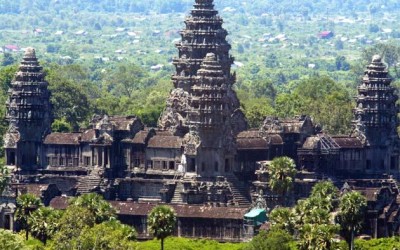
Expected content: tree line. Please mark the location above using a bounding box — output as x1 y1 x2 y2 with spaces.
7 192 176 250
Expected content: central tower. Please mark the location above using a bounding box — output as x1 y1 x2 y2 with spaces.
159 0 247 136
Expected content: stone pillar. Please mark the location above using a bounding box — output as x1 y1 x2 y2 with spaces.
177 218 182 237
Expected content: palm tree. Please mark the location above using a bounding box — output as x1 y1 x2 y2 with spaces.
336 191 367 250
15 194 42 240
70 193 115 223
28 207 62 245
269 207 295 234
298 223 339 250
267 157 297 205
310 181 339 212
147 205 176 250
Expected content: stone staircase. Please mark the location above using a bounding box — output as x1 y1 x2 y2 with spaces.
226 174 252 207
170 181 184 204
77 175 102 194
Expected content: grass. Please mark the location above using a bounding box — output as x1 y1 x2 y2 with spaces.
135 237 247 250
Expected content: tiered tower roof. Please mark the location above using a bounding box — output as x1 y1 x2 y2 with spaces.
353 55 399 144
188 53 229 129
5 48 52 141
159 0 247 134
173 0 233 88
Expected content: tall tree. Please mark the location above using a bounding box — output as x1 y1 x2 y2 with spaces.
70 193 116 224
269 207 296 234
28 207 62 245
52 206 95 250
147 205 177 250
275 76 353 134
0 229 28 250
244 228 293 250
243 98 275 128
309 181 339 212
77 220 137 250
267 157 297 205
336 191 367 250
15 194 43 240
46 68 92 131
1 52 15 66
297 223 339 250
103 63 147 98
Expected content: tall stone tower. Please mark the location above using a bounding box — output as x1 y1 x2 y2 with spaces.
352 55 399 172
159 0 247 135
4 48 52 173
184 53 236 177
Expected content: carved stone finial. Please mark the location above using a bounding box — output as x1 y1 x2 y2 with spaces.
372 54 381 63
24 47 36 58
205 53 216 61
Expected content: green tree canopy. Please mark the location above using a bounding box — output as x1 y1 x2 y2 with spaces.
77 220 137 250
267 157 297 203
103 63 148 98
0 229 28 250
148 205 177 250
15 194 43 240
336 191 367 250
297 223 340 250
28 207 62 245
46 67 93 130
51 206 95 250
275 76 353 134
51 117 73 133
244 228 293 250
70 193 116 224
269 207 296 234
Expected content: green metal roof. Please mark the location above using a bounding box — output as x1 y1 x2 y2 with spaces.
244 208 268 226
244 208 266 218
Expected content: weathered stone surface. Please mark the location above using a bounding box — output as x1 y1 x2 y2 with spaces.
159 0 247 134
4 48 52 170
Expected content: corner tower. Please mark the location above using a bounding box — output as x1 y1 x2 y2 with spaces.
4 48 52 173
159 0 247 135
352 55 399 173
352 55 398 144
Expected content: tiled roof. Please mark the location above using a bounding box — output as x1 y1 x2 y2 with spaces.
109 116 138 131
131 131 148 144
237 130 283 150
148 136 182 149
44 133 81 145
110 202 248 219
332 136 364 149
49 197 247 220
20 184 50 197
302 136 320 149
237 138 268 150
268 134 284 144
237 130 261 138
49 196 69 209
81 129 96 142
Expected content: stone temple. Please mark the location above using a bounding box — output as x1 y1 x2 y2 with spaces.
2 0 400 240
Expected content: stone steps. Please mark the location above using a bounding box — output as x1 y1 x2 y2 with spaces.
170 182 184 204
77 176 101 194
226 175 252 207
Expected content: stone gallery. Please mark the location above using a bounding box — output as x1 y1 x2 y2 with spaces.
2 0 400 240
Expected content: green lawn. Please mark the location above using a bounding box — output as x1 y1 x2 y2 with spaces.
135 237 247 250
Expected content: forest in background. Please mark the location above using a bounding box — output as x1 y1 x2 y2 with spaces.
0 0 400 143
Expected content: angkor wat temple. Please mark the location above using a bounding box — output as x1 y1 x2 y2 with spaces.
2 0 400 240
